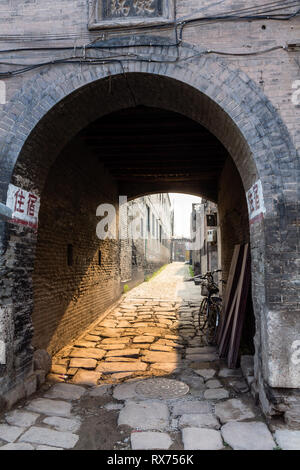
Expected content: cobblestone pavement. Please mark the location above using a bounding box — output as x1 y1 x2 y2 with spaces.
0 263 299 450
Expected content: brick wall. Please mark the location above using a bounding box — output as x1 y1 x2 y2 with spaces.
32 138 122 355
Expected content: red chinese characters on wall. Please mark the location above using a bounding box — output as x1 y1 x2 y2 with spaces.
6 184 40 229
246 179 266 224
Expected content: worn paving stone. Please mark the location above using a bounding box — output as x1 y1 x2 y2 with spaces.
88 384 112 397
84 335 100 342
96 361 147 373
73 340 96 348
150 363 181 373
101 338 129 344
0 424 26 442
0 442 34 450
132 336 155 343
142 351 179 363
100 344 127 350
274 430 300 450
118 401 169 430
206 379 222 389
19 426 79 449
51 364 67 375
218 368 243 378
27 398 72 417
221 421 276 450
69 348 106 360
215 399 256 424
131 431 172 450
105 357 138 362
113 382 139 400
69 358 97 369
44 383 86 400
36 445 63 450
204 388 230 400
179 413 220 430
182 427 224 450
172 400 212 416
186 353 218 362
5 410 39 427
186 347 216 355
150 343 174 352
71 369 102 386
43 416 81 433
105 349 140 357
110 372 135 380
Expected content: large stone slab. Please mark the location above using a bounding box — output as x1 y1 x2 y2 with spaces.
105 349 140 357
218 368 243 378
182 428 223 450
179 413 220 430
206 379 222 389
43 416 81 433
204 388 229 400
19 426 79 449
186 347 216 355
118 401 169 430
150 363 180 373
95 329 122 338
150 343 173 352
172 400 212 416
221 421 276 450
131 431 172 450
215 399 256 424
69 348 105 360
274 430 300 450
0 443 34 450
27 398 72 417
101 338 129 344
5 410 39 427
142 351 179 363
186 353 218 362
100 344 127 350
113 382 139 400
44 383 86 400
0 424 25 442
69 358 97 369
133 336 155 343
96 361 147 373
72 369 102 386
88 384 112 397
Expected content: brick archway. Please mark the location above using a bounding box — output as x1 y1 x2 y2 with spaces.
0 39 299 412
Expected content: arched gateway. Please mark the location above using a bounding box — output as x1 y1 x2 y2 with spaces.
0 38 299 418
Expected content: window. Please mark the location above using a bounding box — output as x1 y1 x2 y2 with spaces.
147 205 150 232
67 244 73 266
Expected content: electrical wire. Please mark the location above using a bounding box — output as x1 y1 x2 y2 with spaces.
0 1 299 53
0 1 298 78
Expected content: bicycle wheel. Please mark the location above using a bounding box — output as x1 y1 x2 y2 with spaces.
205 302 221 345
199 297 209 331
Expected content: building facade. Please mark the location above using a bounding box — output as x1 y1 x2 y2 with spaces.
120 193 173 289
0 1 299 421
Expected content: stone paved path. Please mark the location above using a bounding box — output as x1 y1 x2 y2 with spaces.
0 263 299 450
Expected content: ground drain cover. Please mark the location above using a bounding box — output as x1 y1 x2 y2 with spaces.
135 378 189 399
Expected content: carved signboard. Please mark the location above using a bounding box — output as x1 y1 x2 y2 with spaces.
89 0 174 29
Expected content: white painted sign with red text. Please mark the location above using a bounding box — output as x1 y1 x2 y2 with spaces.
6 184 40 229
246 179 266 224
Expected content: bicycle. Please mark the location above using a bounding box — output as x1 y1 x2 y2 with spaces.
192 269 223 345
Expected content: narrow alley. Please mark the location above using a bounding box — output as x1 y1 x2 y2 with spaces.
0 263 289 451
